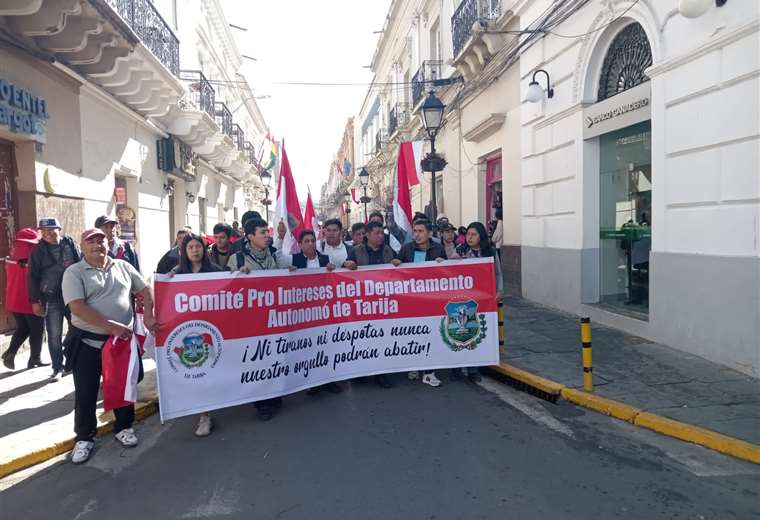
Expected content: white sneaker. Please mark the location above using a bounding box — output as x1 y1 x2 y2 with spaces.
407 371 419 381
194 415 213 437
422 372 441 387
71 440 94 464
115 427 139 447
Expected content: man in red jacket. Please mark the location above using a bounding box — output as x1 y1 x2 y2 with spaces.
1 228 46 370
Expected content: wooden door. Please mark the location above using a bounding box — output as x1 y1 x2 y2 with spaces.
0 140 18 332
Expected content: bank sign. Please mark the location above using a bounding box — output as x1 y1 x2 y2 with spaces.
0 79 48 143
583 82 651 140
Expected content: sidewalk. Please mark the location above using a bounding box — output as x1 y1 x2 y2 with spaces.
500 296 760 448
0 348 158 477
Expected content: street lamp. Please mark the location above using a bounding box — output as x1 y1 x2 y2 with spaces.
526 69 554 103
358 166 371 222
259 169 272 223
419 90 447 226
679 0 727 18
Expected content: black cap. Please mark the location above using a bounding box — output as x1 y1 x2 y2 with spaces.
94 215 118 228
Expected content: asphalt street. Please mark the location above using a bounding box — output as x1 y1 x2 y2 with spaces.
1 373 758 520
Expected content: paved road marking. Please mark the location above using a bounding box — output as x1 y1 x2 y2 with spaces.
477 377 575 439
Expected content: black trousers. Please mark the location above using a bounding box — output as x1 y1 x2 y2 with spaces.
4 312 44 360
73 343 140 442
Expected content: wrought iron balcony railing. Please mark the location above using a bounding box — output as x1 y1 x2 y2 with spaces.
231 124 245 152
374 129 388 153
388 103 411 136
412 60 443 108
244 141 256 164
178 70 215 118
215 102 233 137
106 0 180 75
452 0 502 58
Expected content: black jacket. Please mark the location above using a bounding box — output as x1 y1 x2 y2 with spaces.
27 237 80 303
396 241 446 263
291 252 330 268
156 247 180 275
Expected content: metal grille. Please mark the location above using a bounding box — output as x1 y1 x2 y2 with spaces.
597 23 652 101
243 141 256 164
215 102 233 137
388 103 411 135
452 0 502 58
411 61 443 108
178 70 215 118
106 0 180 74
231 124 245 152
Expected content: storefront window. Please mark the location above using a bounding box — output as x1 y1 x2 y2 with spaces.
599 121 651 315
114 177 136 245
485 157 502 225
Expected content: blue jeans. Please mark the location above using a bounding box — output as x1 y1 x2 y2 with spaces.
45 301 69 372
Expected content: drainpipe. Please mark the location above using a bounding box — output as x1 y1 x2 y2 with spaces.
458 105 463 225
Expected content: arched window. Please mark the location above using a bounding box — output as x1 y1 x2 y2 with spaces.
597 23 653 101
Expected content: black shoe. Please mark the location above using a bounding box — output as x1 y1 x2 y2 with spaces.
375 375 394 389
467 372 482 383
2 353 14 371
450 369 463 381
256 406 273 421
324 382 342 394
271 397 283 409
27 358 48 368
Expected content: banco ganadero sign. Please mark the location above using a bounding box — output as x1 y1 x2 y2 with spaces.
583 82 651 139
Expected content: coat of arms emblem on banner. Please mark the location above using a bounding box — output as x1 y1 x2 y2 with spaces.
440 300 487 351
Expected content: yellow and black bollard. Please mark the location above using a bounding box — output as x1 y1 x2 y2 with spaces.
581 317 593 392
498 302 505 356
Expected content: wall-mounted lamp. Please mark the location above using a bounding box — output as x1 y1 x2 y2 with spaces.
186 191 196 204
162 181 175 196
526 69 554 103
679 0 728 19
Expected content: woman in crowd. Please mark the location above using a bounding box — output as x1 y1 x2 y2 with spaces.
1 228 46 370
170 232 221 437
455 222 504 383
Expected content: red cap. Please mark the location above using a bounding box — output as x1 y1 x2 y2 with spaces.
81 228 106 242
15 228 40 244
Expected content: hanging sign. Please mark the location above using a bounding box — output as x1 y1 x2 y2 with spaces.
583 82 651 140
0 79 48 143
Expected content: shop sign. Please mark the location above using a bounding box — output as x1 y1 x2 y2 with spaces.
583 82 650 140
0 79 48 143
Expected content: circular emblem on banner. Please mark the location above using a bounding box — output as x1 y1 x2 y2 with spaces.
439 300 487 352
166 321 223 376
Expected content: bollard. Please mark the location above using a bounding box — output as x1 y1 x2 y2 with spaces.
580 317 593 392
498 302 505 355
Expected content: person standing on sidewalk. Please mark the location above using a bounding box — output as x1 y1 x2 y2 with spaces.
454 221 504 383
343 221 396 389
208 223 233 270
1 228 46 370
95 215 140 272
169 232 221 437
393 218 446 388
228 218 283 421
62 228 157 464
28 218 80 380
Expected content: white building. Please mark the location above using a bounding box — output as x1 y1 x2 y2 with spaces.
0 0 269 311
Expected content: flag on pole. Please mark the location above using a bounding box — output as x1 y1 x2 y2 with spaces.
390 143 415 251
399 141 424 186
342 158 352 177
350 188 360 205
273 141 304 254
262 130 279 171
304 189 318 232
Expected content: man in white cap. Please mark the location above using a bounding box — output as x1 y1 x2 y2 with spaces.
62 228 157 464
28 217 80 380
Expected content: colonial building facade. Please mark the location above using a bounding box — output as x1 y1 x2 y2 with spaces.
0 0 268 323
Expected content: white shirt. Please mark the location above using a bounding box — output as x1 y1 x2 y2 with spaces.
318 241 348 267
275 252 324 269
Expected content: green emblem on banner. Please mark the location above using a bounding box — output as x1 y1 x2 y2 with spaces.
173 333 212 368
440 300 487 351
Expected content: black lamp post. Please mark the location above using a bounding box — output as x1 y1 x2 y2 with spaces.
343 191 351 227
259 169 272 223
358 166 371 222
420 90 447 227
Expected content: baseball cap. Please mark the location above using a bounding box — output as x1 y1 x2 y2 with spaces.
81 228 106 242
15 228 40 244
38 217 61 229
94 215 118 228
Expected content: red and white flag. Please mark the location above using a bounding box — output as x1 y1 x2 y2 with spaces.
399 141 424 186
273 141 304 254
390 142 416 251
303 189 318 232
102 334 142 411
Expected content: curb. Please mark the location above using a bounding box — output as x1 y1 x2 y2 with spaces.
491 363 760 465
0 400 158 480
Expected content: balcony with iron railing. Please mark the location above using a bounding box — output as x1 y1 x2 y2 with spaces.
452 0 502 59
106 0 180 75
412 61 443 108
178 70 215 118
374 128 388 153
243 141 256 165
231 124 246 152
388 103 411 136
215 102 233 137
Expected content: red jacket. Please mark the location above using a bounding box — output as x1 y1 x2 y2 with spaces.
5 239 36 314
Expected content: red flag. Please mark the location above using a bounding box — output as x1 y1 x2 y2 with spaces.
274 141 304 253
350 188 360 205
304 190 318 231
399 142 422 186
390 143 415 251
102 335 141 411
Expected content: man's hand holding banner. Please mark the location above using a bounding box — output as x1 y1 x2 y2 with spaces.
154 258 499 420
